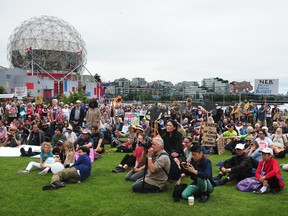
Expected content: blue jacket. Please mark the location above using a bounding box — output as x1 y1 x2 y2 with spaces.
73 154 91 181
190 156 213 183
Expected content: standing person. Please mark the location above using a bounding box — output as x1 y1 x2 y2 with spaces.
253 148 284 194
257 104 266 126
18 142 54 175
48 99 62 137
8 102 18 123
70 100 85 131
0 103 4 121
181 145 214 203
85 100 101 129
132 137 170 193
42 146 91 190
230 104 239 123
61 104 71 121
0 120 8 143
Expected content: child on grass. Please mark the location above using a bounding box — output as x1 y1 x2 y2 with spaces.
18 142 54 175
63 141 75 168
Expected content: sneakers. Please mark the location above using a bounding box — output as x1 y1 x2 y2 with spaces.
20 148 27 156
38 169 49 175
253 187 270 194
112 166 125 173
53 180 66 187
27 147 32 156
42 183 60 191
213 178 228 186
198 194 209 203
18 170 29 174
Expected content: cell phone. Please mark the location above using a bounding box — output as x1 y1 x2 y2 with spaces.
181 162 191 168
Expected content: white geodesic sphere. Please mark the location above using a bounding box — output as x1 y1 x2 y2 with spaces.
7 15 87 74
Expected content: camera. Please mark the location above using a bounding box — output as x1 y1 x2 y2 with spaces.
138 136 152 149
7 133 13 141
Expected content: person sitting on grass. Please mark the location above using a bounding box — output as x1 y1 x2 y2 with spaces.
181 145 214 203
63 140 75 168
213 143 253 186
52 140 66 164
116 125 138 152
132 137 170 193
2 126 21 147
18 142 54 175
74 129 93 150
253 147 284 194
51 127 67 148
124 133 146 181
42 146 91 190
91 125 104 154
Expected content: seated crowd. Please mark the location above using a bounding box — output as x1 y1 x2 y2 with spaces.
0 99 287 201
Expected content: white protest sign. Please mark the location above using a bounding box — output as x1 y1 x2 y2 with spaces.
15 86 28 98
254 79 279 95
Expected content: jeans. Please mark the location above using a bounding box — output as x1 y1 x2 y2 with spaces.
125 169 144 181
132 178 162 193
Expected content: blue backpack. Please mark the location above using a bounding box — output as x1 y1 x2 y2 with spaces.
159 152 181 181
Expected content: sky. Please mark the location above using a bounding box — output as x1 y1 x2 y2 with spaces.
1 0 288 94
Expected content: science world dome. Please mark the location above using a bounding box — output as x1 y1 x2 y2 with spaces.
7 15 87 74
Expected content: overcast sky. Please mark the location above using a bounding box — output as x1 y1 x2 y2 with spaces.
1 0 288 94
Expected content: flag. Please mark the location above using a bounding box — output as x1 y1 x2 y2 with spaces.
76 50 83 55
24 47 32 51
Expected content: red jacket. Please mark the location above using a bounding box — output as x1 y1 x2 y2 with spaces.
255 158 284 190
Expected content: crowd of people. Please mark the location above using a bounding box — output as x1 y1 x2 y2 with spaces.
0 99 287 201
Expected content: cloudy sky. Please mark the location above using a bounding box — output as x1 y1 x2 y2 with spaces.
1 0 288 94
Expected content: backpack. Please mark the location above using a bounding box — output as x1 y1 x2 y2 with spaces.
237 177 262 192
159 152 181 181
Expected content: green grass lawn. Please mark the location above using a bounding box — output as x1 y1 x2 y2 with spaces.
1 146 287 216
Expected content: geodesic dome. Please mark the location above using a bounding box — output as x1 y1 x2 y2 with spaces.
7 15 87 74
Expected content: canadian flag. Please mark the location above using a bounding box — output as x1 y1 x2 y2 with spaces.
76 50 83 55
24 47 32 51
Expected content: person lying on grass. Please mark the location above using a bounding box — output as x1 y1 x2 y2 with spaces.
42 146 91 190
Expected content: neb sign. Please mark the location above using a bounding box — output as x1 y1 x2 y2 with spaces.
254 79 279 95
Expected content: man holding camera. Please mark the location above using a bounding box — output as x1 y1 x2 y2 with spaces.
2 126 21 147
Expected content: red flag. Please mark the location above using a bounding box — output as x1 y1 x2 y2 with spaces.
76 50 83 55
24 47 32 51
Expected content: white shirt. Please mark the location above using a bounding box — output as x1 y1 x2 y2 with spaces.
255 137 273 150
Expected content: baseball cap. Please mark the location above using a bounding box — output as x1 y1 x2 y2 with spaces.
82 129 90 134
235 144 245 150
260 148 273 156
